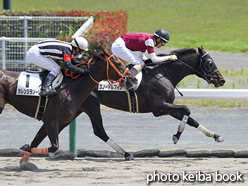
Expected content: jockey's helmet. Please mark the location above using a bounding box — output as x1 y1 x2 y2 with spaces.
71 37 89 52
154 29 170 45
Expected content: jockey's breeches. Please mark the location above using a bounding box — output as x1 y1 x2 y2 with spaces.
26 45 61 76
111 37 145 66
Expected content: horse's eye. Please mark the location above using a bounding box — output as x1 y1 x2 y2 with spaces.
208 61 213 69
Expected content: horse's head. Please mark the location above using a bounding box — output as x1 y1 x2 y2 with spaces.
195 45 225 87
90 50 136 83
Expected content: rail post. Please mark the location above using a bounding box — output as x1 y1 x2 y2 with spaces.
1 37 6 70
69 119 77 157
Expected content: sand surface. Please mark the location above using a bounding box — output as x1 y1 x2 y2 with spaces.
0 156 247 186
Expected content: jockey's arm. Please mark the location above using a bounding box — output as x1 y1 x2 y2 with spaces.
144 39 177 63
148 53 177 63
65 61 85 74
138 51 148 61
71 57 82 65
64 54 84 74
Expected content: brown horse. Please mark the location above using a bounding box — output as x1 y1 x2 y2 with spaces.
0 50 136 163
20 46 226 160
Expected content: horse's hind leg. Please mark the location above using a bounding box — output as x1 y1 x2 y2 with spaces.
87 111 133 160
82 96 133 160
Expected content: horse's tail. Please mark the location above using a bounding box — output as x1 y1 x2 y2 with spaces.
0 69 6 113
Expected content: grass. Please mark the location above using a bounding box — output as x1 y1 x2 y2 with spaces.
178 69 248 89
174 99 248 110
6 0 248 53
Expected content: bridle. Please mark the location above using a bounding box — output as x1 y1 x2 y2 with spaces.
65 54 129 90
198 52 219 84
175 52 219 84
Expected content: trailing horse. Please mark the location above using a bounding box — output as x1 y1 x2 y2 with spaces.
0 50 136 164
20 46 226 160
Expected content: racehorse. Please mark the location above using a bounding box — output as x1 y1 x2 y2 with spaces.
0 50 136 164
20 46 226 160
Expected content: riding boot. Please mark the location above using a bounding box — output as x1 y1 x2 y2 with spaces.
39 73 57 97
126 64 143 91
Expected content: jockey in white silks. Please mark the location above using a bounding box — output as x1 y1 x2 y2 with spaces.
26 37 90 97
111 29 177 90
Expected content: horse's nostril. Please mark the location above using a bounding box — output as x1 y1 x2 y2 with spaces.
221 79 226 85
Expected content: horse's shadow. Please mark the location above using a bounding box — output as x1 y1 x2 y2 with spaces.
0 162 59 172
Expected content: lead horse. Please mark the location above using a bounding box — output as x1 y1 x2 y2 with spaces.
0 50 136 164
21 46 226 160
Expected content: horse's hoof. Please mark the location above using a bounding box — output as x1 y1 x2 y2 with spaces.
20 144 29 151
173 134 179 144
125 155 134 161
124 152 134 160
215 136 224 142
19 158 26 165
214 134 224 143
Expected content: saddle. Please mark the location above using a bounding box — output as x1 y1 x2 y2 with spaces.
16 70 63 120
16 70 63 96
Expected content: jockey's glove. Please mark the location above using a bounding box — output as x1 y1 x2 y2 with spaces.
82 69 91 75
169 55 177 61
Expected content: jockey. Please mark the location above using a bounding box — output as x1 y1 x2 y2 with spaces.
111 29 177 90
26 37 91 97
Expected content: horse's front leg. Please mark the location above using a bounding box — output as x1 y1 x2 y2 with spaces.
31 121 59 154
170 113 224 144
19 124 48 164
151 101 191 117
19 122 59 164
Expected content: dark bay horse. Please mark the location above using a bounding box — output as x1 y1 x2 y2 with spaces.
0 51 136 164
21 46 226 160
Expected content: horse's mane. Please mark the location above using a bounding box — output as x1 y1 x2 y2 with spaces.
92 49 115 61
157 48 196 57
92 50 105 61
170 48 196 57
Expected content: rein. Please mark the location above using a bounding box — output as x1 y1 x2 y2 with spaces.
147 52 218 83
65 54 128 90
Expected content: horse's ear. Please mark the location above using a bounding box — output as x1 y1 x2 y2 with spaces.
198 46 204 55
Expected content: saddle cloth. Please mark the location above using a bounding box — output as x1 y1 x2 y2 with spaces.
16 71 63 96
98 71 143 91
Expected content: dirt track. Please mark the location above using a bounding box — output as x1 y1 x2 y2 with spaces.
0 157 248 186
0 50 248 186
1 106 248 151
